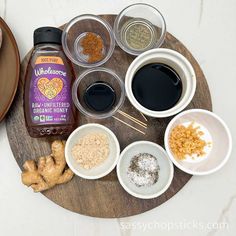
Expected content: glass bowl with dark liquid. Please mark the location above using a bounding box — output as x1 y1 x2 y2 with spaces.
72 67 125 119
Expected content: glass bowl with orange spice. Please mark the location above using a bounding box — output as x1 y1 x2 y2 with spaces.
164 109 232 176
62 14 115 68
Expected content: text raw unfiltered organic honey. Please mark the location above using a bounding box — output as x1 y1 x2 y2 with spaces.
24 27 76 137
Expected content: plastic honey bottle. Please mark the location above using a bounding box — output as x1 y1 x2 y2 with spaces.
24 27 76 138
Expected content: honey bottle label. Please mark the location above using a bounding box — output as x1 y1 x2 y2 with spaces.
29 56 71 124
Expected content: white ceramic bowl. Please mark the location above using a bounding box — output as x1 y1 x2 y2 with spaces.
65 124 120 179
125 48 196 117
117 141 174 199
164 109 232 175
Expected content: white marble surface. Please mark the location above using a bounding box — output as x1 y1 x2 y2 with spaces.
0 0 235 235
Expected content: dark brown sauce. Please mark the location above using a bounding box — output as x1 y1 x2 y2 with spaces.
132 63 182 111
83 82 116 112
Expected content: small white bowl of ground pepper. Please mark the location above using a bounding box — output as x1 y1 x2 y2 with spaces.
164 109 232 175
65 123 120 179
117 141 174 199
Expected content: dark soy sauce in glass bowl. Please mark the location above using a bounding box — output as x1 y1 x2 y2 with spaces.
132 63 182 111
83 82 116 112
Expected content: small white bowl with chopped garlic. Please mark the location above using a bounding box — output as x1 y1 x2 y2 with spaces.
65 123 120 179
164 109 232 175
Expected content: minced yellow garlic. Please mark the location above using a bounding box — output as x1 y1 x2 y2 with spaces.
169 123 207 160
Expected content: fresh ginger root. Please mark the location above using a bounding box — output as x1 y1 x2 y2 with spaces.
21 140 74 192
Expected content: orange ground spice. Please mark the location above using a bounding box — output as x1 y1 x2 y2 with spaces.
80 32 104 63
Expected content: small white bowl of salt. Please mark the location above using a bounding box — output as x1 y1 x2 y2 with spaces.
117 141 174 199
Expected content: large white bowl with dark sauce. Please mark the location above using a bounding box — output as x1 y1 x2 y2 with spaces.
125 48 196 118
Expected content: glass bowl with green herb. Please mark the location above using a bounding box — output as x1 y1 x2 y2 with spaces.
114 3 166 56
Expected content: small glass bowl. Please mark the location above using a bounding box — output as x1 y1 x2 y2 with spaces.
72 67 125 119
62 14 115 68
114 3 166 56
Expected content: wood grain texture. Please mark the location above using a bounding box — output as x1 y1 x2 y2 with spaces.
6 15 212 218
0 18 20 122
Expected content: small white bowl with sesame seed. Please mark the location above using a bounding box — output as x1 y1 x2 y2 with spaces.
65 123 120 179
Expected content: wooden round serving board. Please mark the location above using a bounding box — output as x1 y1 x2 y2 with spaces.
6 15 212 218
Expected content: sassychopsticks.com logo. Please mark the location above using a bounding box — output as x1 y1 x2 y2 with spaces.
119 220 229 232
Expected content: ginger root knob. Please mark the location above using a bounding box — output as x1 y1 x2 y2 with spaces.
21 140 74 192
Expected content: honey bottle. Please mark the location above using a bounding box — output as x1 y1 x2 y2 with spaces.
24 27 76 137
